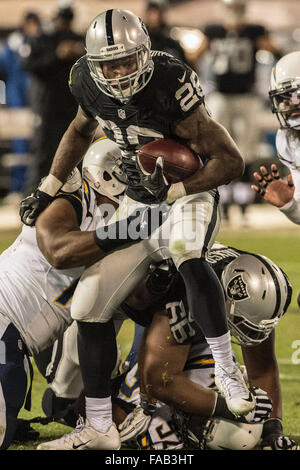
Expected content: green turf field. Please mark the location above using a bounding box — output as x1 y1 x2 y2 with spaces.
0 227 299 450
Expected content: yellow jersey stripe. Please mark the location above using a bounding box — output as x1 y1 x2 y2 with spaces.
56 192 82 204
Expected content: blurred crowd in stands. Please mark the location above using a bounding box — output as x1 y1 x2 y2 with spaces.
0 0 299 225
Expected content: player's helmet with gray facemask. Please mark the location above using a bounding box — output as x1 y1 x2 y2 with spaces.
221 253 292 347
85 9 154 103
269 51 300 130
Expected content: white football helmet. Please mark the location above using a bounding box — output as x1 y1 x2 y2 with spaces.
85 9 154 102
269 51 300 129
173 410 262 450
82 137 127 202
198 418 262 450
221 254 292 347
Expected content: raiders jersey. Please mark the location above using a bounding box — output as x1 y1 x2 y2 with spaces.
0 180 104 355
69 52 204 203
204 24 265 94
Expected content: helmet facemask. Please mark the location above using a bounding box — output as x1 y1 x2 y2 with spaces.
86 10 154 103
88 45 153 103
227 302 280 347
221 254 292 347
269 80 300 130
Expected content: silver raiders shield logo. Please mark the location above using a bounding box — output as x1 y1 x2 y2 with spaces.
226 275 249 301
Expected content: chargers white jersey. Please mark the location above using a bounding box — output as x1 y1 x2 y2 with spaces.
0 180 104 355
276 128 300 173
276 129 300 224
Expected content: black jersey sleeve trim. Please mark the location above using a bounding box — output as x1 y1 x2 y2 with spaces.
55 192 83 226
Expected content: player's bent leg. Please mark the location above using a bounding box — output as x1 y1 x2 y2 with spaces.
71 240 167 323
37 320 121 450
0 320 29 450
166 191 221 269
167 192 255 416
34 322 82 428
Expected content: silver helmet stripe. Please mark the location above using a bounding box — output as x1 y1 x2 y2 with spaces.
105 9 114 46
251 254 281 319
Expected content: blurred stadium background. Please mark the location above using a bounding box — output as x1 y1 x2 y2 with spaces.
0 0 299 450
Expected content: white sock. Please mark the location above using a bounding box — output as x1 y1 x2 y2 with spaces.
205 331 235 371
85 396 113 433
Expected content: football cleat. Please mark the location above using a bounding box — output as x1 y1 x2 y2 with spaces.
36 416 121 450
215 363 255 417
118 405 151 442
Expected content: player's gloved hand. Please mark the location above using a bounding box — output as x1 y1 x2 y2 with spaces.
20 174 63 226
251 164 295 208
262 435 299 450
20 189 54 226
121 148 140 187
261 418 299 450
242 387 272 424
137 156 170 203
118 405 152 442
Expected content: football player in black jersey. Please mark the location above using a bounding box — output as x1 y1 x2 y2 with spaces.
19 9 252 449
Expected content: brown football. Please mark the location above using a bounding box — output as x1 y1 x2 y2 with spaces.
138 138 201 183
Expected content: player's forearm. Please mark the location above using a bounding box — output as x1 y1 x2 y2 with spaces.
49 120 96 184
247 366 282 419
182 152 244 194
40 230 105 270
176 106 244 194
242 334 282 419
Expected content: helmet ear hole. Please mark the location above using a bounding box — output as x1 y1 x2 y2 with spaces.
103 171 112 181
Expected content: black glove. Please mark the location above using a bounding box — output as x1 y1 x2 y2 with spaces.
20 189 54 226
261 418 299 450
138 156 170 203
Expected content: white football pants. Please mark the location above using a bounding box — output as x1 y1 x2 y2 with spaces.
71 191 220 323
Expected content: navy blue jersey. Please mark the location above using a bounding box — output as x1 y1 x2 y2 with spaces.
69 51 204 203
204 23 266 94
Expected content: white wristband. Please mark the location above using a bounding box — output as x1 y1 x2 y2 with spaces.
39 174 63 197
166 182 186 204
279 197 300 224
279 198 296 212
